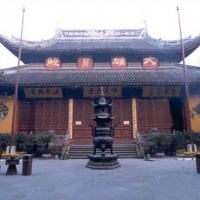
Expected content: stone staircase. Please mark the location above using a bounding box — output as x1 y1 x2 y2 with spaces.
68 143 137 159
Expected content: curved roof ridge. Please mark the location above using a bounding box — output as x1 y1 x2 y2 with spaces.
0 28 148 49
55 28 147 40
12 35 57 49
1 29 199 50
175 63 200 71
145 33 200 48
1 29 200 64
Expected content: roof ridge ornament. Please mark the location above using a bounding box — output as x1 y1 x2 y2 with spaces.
142 21 148 37
57 29 144 39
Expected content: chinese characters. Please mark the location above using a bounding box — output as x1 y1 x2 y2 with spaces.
143 57 158 69
84 87 121 97
142 86 181 97
24 88 63 98
45 57 61 70
111 57 126 69
77 56 93 69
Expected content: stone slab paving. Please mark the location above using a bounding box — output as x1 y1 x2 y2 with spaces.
0 157 199 200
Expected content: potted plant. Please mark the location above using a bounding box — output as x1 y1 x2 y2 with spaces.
14 132 27 152
193 132 200 146
148 129 169 157
37 130 56 158
168 131 185 155
26 134 41 157
0 133 11 151
182 130 191 146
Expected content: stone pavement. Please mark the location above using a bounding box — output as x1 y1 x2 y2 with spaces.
0 157 199 200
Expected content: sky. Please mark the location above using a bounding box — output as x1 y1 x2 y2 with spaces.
0 0 200 68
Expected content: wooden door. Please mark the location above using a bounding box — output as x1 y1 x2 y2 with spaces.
35 100 68 135
112 99 133 143
19 101 35 133
137 99 171 134
73 99 93 144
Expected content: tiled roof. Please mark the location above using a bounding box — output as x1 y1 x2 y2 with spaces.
2 64 200 87
0 28 200 62
32 38 200 53
0 70 12 86
1 34 200 53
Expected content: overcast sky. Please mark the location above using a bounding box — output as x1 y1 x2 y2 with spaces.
0 0 200 68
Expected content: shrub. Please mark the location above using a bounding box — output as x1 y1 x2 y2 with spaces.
14 132 28 151
193 132 200 146
168 131 186 154
37 130 56 154
182 130 191 145
0 133 11 151
148 132 170 146
26 134 38 145
147 129 171 154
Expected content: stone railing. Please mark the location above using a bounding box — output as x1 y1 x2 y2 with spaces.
136 130 144 157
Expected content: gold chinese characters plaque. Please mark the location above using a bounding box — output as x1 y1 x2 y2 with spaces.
24 88 63 98
84 87 122 97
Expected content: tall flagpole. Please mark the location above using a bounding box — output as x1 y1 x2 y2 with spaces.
10 7 25 150
177 6 193 144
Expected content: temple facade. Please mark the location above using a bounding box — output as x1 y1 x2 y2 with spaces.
0 28 200 144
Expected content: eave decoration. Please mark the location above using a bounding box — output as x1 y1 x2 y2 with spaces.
191 102 200 119
0 100 9 121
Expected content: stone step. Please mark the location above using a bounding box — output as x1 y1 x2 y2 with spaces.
68 143 137 159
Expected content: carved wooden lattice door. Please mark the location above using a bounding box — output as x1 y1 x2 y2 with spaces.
35 100 68 135
19 101 35 133
73 99 93 144
137 99 171 134
112 99 133 143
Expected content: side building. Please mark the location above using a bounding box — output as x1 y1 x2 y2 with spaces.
0 28 200 145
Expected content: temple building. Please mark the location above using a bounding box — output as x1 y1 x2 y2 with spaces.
0 28 200 145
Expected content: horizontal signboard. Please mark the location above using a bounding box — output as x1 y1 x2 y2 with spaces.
142 86 181 97
84 87 122 97
24 88 63 98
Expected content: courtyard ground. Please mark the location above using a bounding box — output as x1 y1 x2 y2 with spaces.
0 157 199 200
